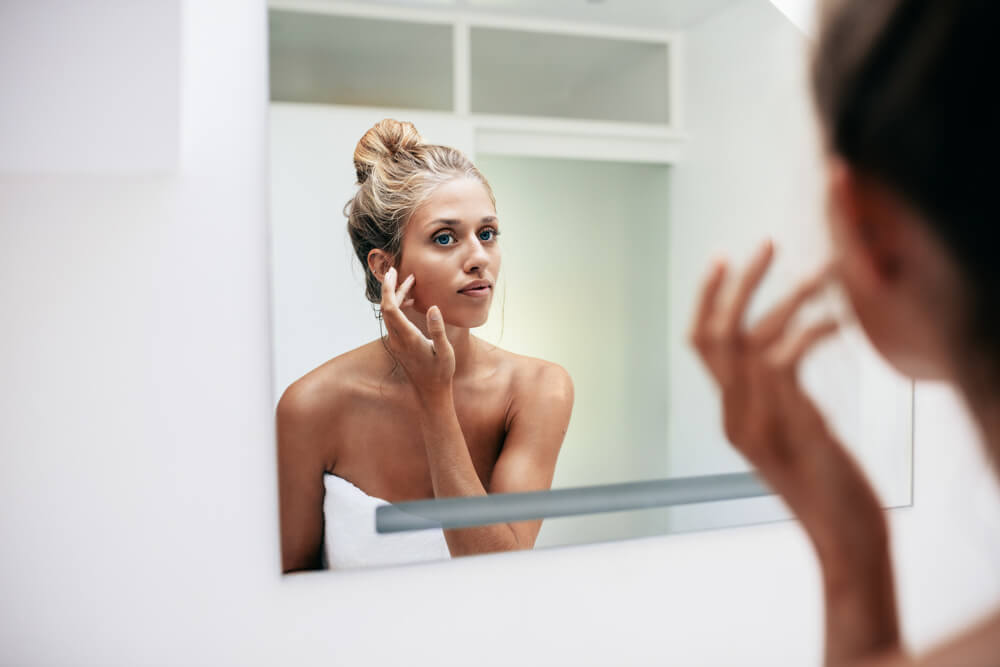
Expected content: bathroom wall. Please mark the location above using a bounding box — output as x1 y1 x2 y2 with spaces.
2 1 1000 665
473 154 673 546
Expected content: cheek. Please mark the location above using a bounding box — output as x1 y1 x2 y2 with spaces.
842 258 943 379
397 262 448 308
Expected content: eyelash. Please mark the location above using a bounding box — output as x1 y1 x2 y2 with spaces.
432 228 500 246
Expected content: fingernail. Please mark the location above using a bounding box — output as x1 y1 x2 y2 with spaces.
429 307 440 321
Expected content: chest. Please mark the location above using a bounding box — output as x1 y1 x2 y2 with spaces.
333 383 510 501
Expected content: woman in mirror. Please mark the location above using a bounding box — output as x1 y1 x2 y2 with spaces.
277 119 574 573
690 0 999 663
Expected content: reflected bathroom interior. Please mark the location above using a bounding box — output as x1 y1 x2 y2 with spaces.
268 0 913 571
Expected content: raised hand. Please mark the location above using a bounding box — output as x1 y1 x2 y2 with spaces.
690 241 908 667
380 266 456 397
688 240 841 474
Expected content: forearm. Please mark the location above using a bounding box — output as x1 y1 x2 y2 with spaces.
417 387 523 557
757 439 901 667
817 514 900 667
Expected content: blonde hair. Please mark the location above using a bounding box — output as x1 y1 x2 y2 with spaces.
346 119 496 303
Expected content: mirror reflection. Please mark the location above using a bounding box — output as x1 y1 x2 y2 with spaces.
269 0 913 573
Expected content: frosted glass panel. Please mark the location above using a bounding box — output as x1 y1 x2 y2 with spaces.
269 10 453 110
470 28 670 124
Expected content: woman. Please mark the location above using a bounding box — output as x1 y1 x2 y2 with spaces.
690 0 999 664
277 119 574 573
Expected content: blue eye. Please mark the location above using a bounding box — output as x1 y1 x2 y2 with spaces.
479 229 499 242
433 233 455 246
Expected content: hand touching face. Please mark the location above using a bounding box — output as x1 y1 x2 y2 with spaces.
379 266 456 398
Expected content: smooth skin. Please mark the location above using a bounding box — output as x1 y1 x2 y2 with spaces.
278 177 574 573
690 158 1000 666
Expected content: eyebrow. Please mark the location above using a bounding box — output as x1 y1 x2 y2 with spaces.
427 216 498 227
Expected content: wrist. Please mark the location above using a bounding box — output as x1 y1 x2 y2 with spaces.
810 503 888 565
755 437 889 562
417 382 454 411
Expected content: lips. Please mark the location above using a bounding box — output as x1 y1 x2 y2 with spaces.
458 280 491 293
458 281 492 297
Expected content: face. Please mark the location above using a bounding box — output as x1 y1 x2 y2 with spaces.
824 157 962 381
389 177 501 329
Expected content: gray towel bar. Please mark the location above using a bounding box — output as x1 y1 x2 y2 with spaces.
376 471 770 533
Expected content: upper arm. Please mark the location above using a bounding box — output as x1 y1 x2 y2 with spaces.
276 380 336 573
487 361 574 548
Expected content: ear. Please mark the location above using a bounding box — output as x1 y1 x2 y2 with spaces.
367 249 393 283
828 159 903 285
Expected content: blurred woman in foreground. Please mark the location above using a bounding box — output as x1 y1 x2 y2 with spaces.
690 1 1000 664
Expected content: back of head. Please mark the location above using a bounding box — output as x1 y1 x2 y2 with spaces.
811 0 1000 364
345 119 495 304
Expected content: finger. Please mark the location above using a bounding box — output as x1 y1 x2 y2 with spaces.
426 306 451 357
381 266 398 307
384 309 425 348
772 318 839 371
722 239 774 337
401 298 415 309
380 270 422 343
750 262 833 347
396 273 415 303
689 258 728 348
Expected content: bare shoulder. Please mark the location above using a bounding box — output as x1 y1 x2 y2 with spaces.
276 342 385 453
492 346 574 408
482 346 574 494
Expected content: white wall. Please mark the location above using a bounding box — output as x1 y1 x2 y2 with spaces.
0 0 180 172
473 155 672 546
2 1 1000 665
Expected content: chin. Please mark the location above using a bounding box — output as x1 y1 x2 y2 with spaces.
884 356 942 381
440 304 490 329
854 301 947 381
868 331 948 381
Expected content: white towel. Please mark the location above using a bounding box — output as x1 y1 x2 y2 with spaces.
323 474 451 570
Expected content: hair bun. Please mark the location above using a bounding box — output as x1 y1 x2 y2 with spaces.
353 119 424 184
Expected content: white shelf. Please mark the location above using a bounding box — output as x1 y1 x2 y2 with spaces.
268 9 454 111
470 26 672 125
268 2 682 163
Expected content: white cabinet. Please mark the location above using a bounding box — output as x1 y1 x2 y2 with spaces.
267 5 682 163
269 11 454 111
470 26 672 125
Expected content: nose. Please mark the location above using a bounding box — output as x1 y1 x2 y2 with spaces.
463 236 491 275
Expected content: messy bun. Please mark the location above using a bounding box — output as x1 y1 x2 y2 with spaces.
352 119 424 185
346 119 496 304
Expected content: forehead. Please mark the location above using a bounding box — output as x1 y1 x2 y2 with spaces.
410 177 496 227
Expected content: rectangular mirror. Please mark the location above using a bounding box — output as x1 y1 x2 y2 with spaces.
268 0 913 572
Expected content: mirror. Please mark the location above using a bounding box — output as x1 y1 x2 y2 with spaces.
268 0 913 572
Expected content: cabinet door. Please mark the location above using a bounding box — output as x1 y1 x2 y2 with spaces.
470 27 672 125
269 10 454 111
269 105 474 399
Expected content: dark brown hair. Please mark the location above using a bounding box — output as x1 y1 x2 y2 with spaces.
812 0 1000 363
